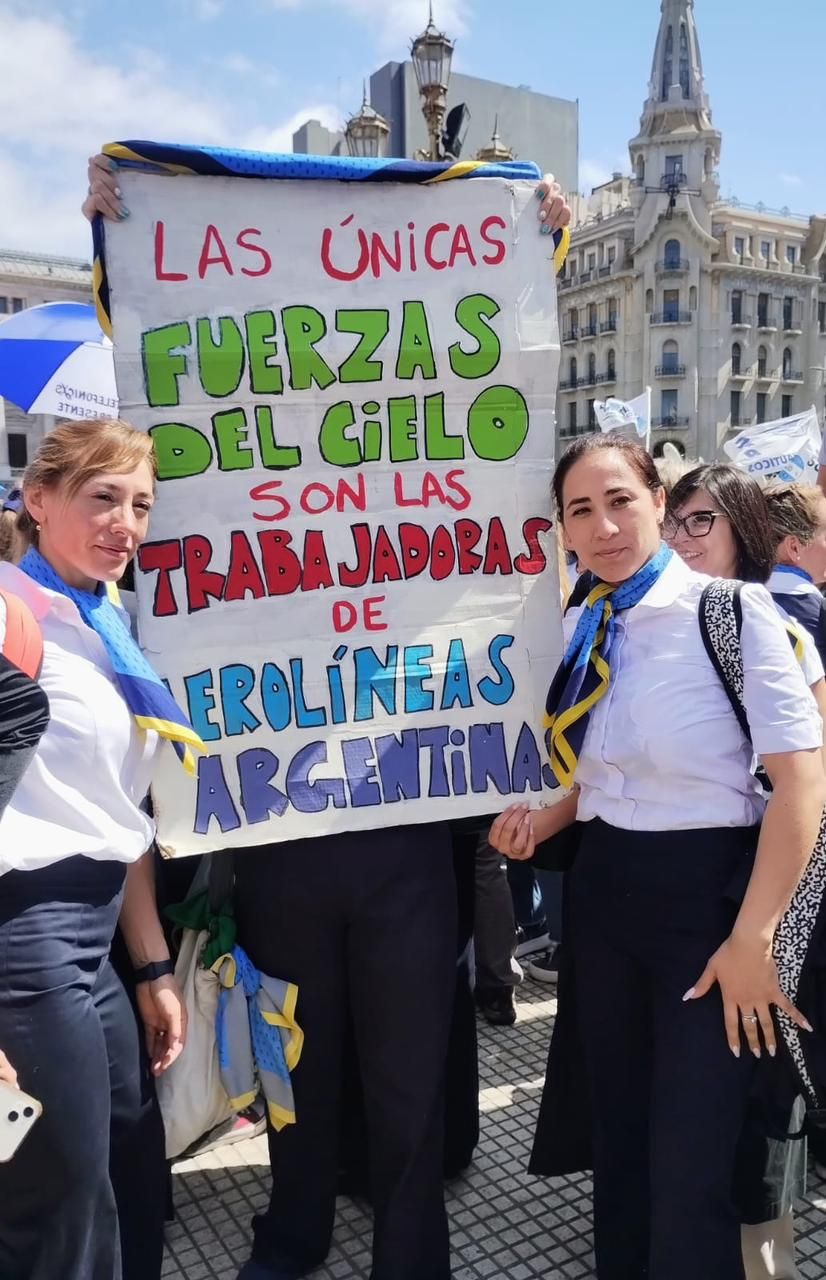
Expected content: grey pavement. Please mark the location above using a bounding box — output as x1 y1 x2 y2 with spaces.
163 982 826 1280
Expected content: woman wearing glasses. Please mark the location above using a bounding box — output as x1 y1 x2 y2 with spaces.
490 437 825 1280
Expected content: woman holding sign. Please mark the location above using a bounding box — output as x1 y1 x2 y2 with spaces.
490 435 825 1280
0 419 198 1280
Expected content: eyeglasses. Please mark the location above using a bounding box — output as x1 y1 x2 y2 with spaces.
663 509 721 540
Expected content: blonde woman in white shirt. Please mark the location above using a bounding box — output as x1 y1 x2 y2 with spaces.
0 420 198 1280
490 435 825 1280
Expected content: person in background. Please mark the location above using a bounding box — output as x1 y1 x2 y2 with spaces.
0 488 25 563
84 152 573 1280
491 435 824 1280
764 483 826 665
666 462 826 1280
473 832 523 1026
0 420 193 1280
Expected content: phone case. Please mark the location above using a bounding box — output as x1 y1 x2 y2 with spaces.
0 1080 42 1162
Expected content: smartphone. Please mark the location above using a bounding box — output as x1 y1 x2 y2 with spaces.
0 1080 42 1162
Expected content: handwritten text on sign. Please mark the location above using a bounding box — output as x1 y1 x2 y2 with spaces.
105 170 563 854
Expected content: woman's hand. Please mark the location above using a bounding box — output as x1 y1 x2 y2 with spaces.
537 174 571 235
685 931 812 1059
82 154 126 223
136 975 188 1076
489 804 538 860
0 1049 18 1088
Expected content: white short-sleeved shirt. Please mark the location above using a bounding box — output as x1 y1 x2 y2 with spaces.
0 563 159 874
564 555 822 831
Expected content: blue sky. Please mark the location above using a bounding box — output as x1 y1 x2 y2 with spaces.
1 0 824 258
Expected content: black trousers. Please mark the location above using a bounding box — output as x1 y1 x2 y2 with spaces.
234 823 457 1280
570 820 758 1280
0 856 166 1280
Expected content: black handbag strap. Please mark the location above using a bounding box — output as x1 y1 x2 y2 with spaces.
698 579 752 741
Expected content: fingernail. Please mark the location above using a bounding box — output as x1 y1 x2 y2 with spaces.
536 187 545 199
539 208 548 221
540 224 552 236
768 1045 776 1058
117 207 130 219
803 1019 814 1033
682 988 695 1002
752 1048 761 1059
114 186 122 197
731 1045 740 1058
108 158 119 171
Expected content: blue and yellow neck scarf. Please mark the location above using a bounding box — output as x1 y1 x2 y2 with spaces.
19 547 204 773
545 544 673 788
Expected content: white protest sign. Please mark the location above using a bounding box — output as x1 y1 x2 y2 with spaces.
104 166 563 855
723 406 821 485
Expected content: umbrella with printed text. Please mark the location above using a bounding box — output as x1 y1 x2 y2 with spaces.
0 301 118 420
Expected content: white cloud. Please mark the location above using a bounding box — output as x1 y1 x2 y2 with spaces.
0 5 335 256
258 0 471 53
779 172 803 188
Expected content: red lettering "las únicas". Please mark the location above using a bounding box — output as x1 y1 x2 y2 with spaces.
321 215 508 283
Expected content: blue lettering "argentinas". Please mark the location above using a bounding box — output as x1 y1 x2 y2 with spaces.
192 721 554 835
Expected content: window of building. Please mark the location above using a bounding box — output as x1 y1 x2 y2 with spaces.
663 289 680 322
587 302 598 333
756 392 767 424
757 345 767 378
679 22 690 97
782 347 792 378
734 236 746 260
0 298 7 314
730 389 742 426
731 290 743 323
567 309 578 337
757 292 771 326
587 399 596 428
608 246 616 265
783 296 795 329
689 285 697 311
587 352 596 383
607 348 616 378
569 356 577 385
569 259 577 276
819 301 826 334
11 298 24 313
665 154 684 179
662 339 679 373
662 25 674 99
664 238 682 269
782 394 793 418
607 298 618 327
761 240 772 260
645 288 654 314
786 245 797 265
587 253 596 272
731 343 742 376
568 402 577 433
7 433 28 470
661 389 679 422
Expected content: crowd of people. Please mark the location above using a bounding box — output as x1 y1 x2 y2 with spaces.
0 159 824 1280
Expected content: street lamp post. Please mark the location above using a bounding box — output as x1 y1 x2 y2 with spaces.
344 83 391 159
411 5 455 161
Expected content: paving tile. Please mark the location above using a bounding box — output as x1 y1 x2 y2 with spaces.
164 984 826 1279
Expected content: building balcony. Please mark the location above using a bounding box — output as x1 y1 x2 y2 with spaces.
756 368 777 382
730 367 748 381
783 318 803 334
655 363 686 378
757 315 778 332
650 311 693 326
562 328 579 344
596 370 617 384
598 265 614 277
558 378 581 391
731 417 753 428
730 314 753 328
655 258 690 274
581 322 599 337
600 318 618 333
580 270 593 283
651 415 690 428
782 370 804 383
559 277 573 291
559 423 597 441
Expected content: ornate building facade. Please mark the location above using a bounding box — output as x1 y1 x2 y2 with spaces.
557 0 826 460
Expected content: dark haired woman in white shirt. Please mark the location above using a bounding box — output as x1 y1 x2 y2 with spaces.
490 435 825 1280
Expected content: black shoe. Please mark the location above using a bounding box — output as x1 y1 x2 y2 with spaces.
525 944 562 985
514 921 550 959
475 987 517 1026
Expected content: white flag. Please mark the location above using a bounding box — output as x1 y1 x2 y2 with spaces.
723 406 821 486
595 389 651 442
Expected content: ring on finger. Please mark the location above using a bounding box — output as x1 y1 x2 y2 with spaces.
742 1013 758 1023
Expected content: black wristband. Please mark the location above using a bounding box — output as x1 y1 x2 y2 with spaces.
133 959 174 984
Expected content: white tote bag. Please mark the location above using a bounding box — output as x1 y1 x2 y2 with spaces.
155 927 234 1159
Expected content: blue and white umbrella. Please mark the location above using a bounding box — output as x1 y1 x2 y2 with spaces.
0 301 118 420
